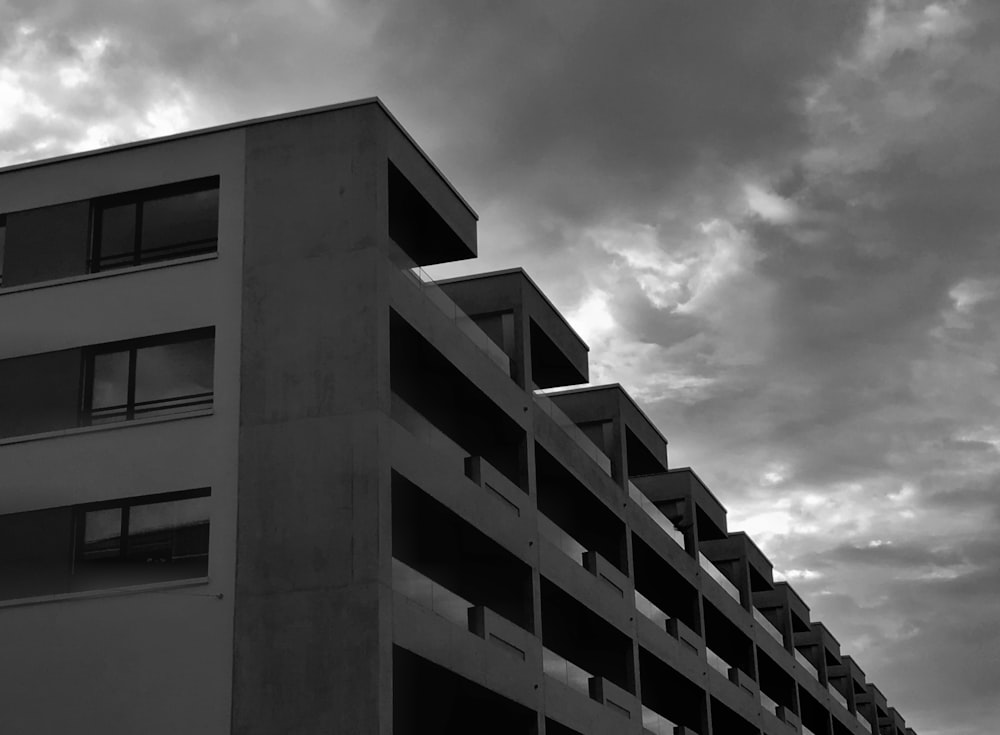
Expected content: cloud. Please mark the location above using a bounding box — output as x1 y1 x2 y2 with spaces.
3 0 1000 733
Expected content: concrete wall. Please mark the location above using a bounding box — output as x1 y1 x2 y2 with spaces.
231 104 392 735
0 129 245 733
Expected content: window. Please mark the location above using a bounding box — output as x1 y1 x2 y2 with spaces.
0 214 6 286
0 177 219 289
74 489 211 591
82 328 215 424
90 177 219 272
0 489 210 602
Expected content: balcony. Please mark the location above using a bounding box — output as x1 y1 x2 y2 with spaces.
542 647 593 697
393 558 533 664
795 649 819 680
642 704 680 735
629 480 686 549
389 240 511 376
760 690 781 717
699 552 741 603
830 684 849 710
753 606 783 643
534 391 612 474
538 513 588 566
635 590 670 628
706 646 730 677
392 557 471 626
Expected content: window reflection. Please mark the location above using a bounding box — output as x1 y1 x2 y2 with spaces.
95 203 137 269
141 188 218 258
84 329 214 424
134 337 214 415
91 178 218 272
90 351 131 423
80 508 123 560
0 216 6 286
74 491 210 590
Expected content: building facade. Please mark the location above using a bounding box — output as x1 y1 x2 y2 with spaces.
0 99 918 735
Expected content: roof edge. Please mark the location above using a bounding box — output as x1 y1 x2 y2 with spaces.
0 96 478 220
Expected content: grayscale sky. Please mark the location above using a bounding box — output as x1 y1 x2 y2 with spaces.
2 1 998 732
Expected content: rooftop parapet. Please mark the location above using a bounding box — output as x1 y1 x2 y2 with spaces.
438 268 589 389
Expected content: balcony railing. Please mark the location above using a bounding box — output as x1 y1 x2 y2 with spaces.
642 705 679 735
752 606 783 643
698 553 741 603
389 240 511 376
628 481 686 550
542 647 592 697
538 513 588 566
392 557 472 627
803 726 817 735
706 647 730 677
795 649 819 679
760 690 781 717
634 590 670 628
533 391 613 474
830 684 849 709
856 709 872 732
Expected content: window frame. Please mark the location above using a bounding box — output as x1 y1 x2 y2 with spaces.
0 213 6 287
79 327 215 425
73 487 211 573
89 176 220 273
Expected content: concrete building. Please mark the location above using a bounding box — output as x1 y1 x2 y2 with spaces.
0 98 919 735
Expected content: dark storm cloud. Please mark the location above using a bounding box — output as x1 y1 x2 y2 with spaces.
368 0 869 223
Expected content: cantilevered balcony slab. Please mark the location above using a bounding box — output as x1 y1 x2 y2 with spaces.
794 621 841 687
538 534 633 635
439 268 589 390
388 264 528 425
388 420 535 566
384 106 478 266
707 663 760 724
633 467 728 546
543 384 668 485
543 676 643 735
636 614 706 686
392 590 540 710
701 531 775 608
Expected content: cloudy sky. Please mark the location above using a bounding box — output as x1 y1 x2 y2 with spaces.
3 0 999 732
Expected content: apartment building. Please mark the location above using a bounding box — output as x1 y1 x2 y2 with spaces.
0 98 919 735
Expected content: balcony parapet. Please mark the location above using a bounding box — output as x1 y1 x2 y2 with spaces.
589 675 637 721
439 268 589 390
667 617 705 657
778 706 801 732
632 467 728 545
540 384 668 485
584 550 630 599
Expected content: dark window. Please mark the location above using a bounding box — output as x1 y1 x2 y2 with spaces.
0 215 6 286
0 328 213 440
90 177 219 272
0 489 210 602
0 348 83 439
74 489 211 590
82 328 215 424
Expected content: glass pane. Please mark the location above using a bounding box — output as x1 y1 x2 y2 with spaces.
127 495 210 563
90 350 131 422
134 336 214 416
96 203 137 267
141 187 218 258
81 508 122 560
0 220 6 286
